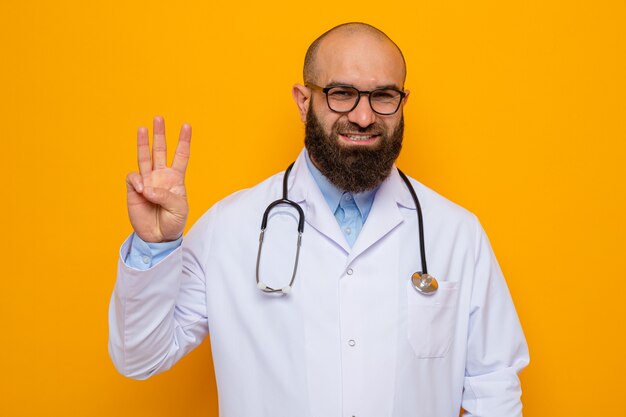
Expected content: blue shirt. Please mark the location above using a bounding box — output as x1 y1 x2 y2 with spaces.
126 151 378 269
303 151 377 246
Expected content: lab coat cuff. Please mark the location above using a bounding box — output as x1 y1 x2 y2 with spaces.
462 366 525 417
121 233 182 270
116 235 184 297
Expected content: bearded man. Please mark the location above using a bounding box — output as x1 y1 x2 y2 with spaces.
110 22 529 417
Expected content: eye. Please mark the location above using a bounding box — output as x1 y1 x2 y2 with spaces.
328 87 358 100
371 90 400 101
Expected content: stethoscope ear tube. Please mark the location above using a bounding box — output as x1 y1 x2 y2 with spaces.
256 228 302 294
256 163 304 294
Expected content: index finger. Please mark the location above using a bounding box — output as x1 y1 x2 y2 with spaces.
137 126 152 175
171 123 192 174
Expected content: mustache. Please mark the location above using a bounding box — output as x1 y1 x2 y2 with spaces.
334 121 384 135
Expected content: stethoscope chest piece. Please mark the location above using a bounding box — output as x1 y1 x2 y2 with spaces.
411 272 438 295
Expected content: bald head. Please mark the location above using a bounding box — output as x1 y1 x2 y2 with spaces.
303 22 406 85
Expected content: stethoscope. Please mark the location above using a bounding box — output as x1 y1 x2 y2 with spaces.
255 162 439 296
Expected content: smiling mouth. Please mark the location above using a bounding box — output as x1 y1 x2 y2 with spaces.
340 133 380 142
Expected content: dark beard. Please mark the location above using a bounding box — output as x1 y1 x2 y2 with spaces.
305 108 403 193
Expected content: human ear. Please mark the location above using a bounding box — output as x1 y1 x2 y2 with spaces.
402 89 410 106
292 84 311 123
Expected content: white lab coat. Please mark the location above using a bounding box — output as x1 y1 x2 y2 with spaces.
109 149 529 417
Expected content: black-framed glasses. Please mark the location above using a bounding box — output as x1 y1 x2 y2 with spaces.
306 83 406 115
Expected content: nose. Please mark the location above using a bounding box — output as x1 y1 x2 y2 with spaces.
347 95 376 128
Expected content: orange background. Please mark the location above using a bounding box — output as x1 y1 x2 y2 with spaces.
2 1 625 416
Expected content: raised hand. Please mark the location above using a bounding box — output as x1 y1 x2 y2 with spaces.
125 116 191 242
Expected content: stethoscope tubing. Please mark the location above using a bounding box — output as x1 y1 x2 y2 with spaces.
256 163 303 293
397 169 429 275
256 162 435 295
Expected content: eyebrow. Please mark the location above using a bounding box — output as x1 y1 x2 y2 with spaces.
326 81 404 91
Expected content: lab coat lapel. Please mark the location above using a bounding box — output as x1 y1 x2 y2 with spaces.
289 151 351 253
347 168 412 264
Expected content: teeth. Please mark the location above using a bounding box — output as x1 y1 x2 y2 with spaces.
345 134 374 141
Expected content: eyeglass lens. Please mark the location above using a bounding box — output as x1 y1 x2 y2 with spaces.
326 86 403 115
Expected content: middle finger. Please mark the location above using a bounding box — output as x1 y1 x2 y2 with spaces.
152 115 167 169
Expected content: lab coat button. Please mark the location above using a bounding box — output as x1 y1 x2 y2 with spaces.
141 255 150 264
346 268 353 275
348 339 356 347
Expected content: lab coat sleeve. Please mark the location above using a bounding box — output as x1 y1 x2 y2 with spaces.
108 210 214 379
125 233 182 270
461 222 530 417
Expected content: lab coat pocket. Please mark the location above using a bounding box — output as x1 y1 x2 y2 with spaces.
407 281 460 358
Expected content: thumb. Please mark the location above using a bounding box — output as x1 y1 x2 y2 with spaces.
143 186 186 213
125 172 144 194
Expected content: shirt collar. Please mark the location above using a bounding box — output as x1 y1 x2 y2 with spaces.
304 150 378 222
